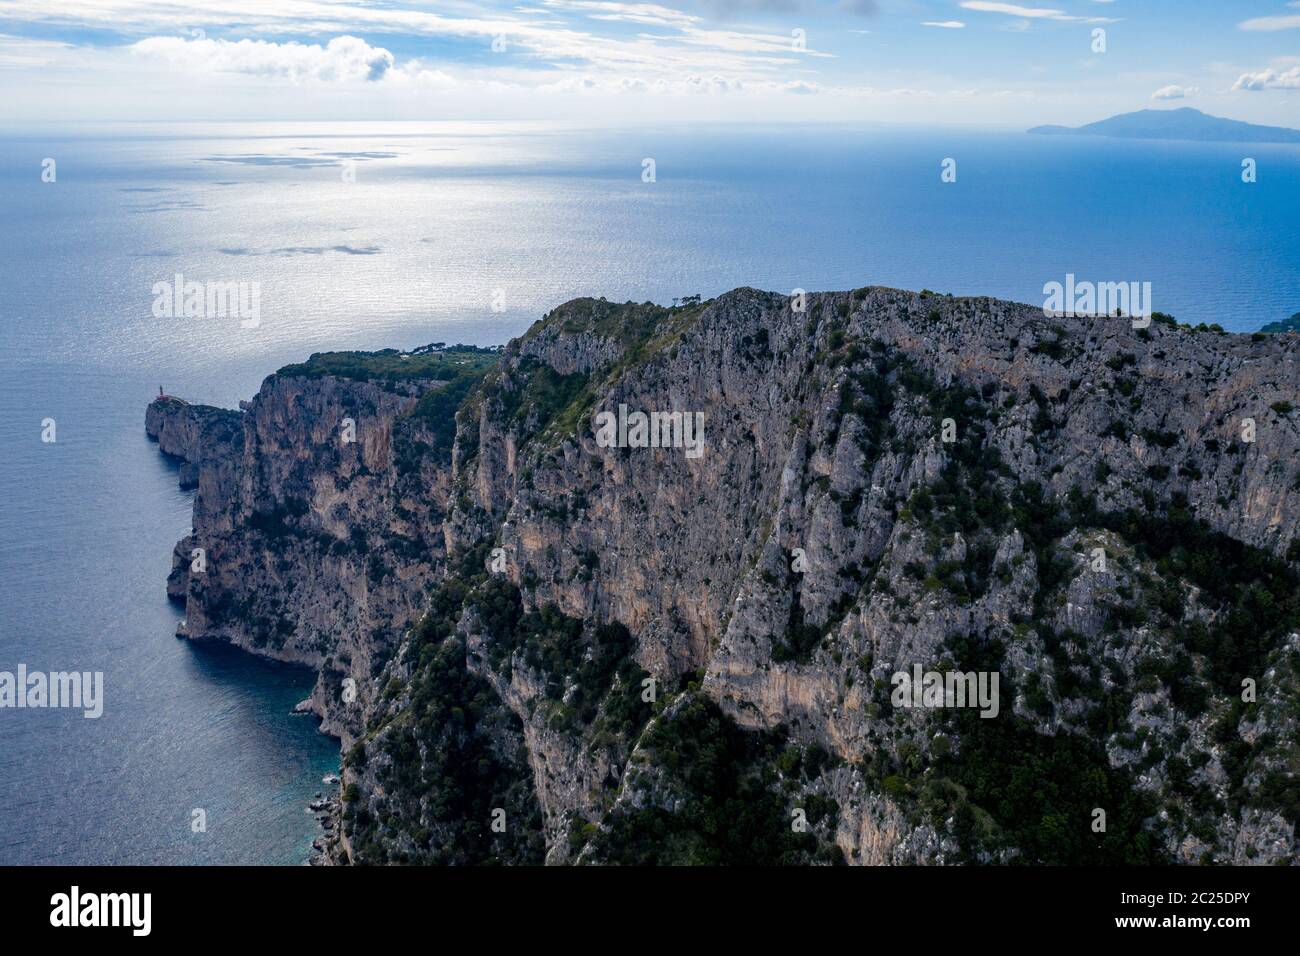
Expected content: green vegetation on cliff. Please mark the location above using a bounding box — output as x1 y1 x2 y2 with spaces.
588 693 841 865
1260 312 1300 334
344 549 545 865
474 577 653 739
482 356 590 450
272 343 499 385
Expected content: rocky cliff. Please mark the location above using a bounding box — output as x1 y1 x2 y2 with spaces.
149 288 1300 865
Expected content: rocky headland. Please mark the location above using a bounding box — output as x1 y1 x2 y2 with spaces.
147 287 1300 865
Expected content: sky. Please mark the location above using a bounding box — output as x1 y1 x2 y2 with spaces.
0 0 1296 126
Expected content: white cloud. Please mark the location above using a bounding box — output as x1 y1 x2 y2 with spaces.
538 0 699 27
1241 16 1300 31
1232 66 1300 90
0 0 696 79
1151 84 1197 100
0 33 76 68
535 73 602 92
960 2 1114 22
1239 3 1300 32
386 64 458 90
527 71 752 94
684 73 742 93
0 0 1292 125
130 35 395 82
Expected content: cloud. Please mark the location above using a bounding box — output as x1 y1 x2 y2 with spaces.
684 73 742 93
131 35 395 82
657 24 833 60
692 0 876 17
1239 3 1300 32
923 21 966 29
0 33 76 68
1232 66 1300 90
0 1 834 89
538 1 699 28
1151 84 1197 100
529 71 756 94
959 2 1114 22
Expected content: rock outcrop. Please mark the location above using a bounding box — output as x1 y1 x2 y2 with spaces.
150 288 1300 866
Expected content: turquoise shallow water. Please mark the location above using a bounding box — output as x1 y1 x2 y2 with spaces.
0 121 1296 864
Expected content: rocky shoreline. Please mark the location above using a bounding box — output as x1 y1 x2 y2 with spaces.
307 776 342 866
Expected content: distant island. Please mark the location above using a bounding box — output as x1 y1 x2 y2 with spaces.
1261 312 1300 333
1029 107 1300 144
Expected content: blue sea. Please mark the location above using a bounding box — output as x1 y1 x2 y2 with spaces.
0 121 1297 865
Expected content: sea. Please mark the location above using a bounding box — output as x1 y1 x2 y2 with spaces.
0 120 1297 864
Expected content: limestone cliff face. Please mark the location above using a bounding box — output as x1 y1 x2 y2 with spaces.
145 396 241 494
148 355 483 742
150 289 1300 866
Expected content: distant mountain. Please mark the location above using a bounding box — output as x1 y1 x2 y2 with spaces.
1261 312 1300 333
1029 107 1300 144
